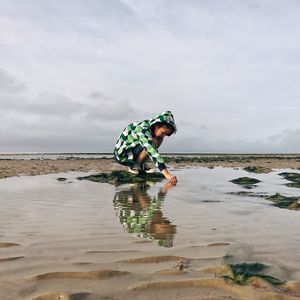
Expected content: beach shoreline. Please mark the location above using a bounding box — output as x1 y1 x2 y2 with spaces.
1 154 300 179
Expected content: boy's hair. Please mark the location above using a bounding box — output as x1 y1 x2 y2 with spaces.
150 122 176 136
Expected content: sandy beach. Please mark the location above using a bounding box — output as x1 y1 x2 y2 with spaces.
1 156 300 300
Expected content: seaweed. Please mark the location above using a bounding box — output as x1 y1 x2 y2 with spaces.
77 170 164 186
227 191 266 198
267 193 300 210
230 177 261 189
279 172 300 188
243 166 273 174
228 191 300 210
286 182 300 188
221 263 284 286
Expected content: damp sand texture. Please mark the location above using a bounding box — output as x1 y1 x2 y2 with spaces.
0 167 300 299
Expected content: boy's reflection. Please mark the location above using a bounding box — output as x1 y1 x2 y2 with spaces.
113 182 177 247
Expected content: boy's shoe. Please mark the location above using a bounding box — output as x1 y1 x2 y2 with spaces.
142 163 155 174
128 166 140 175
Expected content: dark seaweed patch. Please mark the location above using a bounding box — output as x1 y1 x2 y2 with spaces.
279 172 300 188
227 191 266 198
222 263 284 286
77 170 164 186
267 193 300 210
228 191 300 210
230 177 261 189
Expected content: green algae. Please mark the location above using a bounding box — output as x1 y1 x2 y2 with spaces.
243 166 273 174
230 177 261 189
279 172 300 188
286 182 300 188
77 170 165 186
267 193 300 210
222 263 284 286
227 191 266 198
229 191 300 210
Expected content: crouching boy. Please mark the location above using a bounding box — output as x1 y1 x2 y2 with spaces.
113 111 177 184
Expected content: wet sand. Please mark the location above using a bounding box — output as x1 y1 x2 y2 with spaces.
1 154 300 179
1 165 300 299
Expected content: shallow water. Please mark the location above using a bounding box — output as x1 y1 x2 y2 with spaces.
1 167 300 299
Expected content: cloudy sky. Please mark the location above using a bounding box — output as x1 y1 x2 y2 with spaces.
1 0 300 153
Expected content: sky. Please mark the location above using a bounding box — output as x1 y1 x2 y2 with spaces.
0 0 300 153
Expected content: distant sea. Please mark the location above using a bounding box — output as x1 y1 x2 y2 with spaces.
0 153 113 160
0 152 298 160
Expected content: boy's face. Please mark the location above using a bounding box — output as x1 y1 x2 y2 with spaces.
154 125 172 139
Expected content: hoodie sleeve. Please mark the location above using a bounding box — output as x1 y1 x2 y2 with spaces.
135 125 167 171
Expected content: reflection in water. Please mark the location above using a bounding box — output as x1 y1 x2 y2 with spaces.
113 182 177 247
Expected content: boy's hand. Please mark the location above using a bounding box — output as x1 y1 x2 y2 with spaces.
162 169 177 184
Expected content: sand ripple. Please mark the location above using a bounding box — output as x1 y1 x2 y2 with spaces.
129 278 300 300
0 256 24 262
207 243 231 247
283 281 300 295
154 268 188 275
85 250 140 254
118 255 187 264
0 242 21 248
133 240 153 244
32 269 130 281
32 292 103 300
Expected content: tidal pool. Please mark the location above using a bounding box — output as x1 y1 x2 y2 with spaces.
0 167 300 299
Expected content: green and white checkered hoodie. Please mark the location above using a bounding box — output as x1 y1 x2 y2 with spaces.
113 111 176 171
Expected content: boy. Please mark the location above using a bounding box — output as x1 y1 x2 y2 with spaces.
113 111 177 184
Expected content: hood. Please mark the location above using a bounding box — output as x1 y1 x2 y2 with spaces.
149 111 177 132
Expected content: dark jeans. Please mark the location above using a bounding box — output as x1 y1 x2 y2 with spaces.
114 145 144 167
132 144 144 160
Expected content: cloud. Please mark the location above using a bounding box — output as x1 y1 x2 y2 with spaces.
0 69 137 121
1 1 300 152
0 68 27 94
85 91 138 121
28 93 85 116
0 69 141 152
266 129 300 152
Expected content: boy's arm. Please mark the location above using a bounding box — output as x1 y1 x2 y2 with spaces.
136 126 177 184
136 126 166 171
